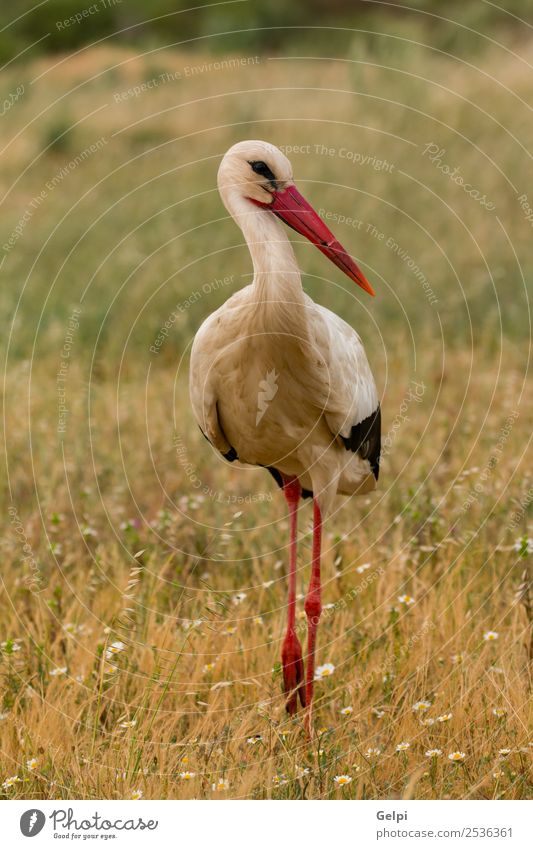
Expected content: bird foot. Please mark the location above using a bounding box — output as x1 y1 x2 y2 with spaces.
281 632 306 714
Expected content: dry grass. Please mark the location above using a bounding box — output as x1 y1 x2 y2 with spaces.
0 44 532 799
1 349 532 800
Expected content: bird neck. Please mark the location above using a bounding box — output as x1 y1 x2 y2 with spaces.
239 206 308 333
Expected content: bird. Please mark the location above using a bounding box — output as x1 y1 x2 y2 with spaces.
189 140 381 731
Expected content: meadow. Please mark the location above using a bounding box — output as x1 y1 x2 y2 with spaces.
0 35 532 799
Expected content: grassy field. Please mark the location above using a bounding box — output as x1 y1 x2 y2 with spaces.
1 38 532 799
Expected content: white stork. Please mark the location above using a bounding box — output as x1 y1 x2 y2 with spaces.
189 140 380 729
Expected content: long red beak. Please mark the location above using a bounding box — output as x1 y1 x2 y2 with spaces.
268 184 374 296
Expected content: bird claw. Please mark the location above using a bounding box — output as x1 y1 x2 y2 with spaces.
282 633 306 714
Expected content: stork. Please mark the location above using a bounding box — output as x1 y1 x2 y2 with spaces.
189 141 381 730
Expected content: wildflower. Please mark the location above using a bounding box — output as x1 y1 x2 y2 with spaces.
247 735 262 745
119 720 137 729
412 700 432 713
425 749 443 758
372 707 385 718
382 672 395 684
437 713 453 723
295 766 310 779
131 789 143 800
2 775 21 788
180 771 196 780
498 748 512 757
514 537 533 555
451 653 465 664
422 717 435 726
396 741 410 752
272 774 288 787
492 707 507 718
26 758 38 771
356 563 371 574
492 770 504 779
253 616 264 626
1 640 22 653
182 619 202 631
340 706 353 716
366 747 381 758
223 627 237 636
212 778 230 791
82 526 98 538
314 663 335 680
483 631 499 642
448 751 466 762
202 662 217 674
334 775 352 786
50 666 67 677
105 641 126 660
398 594 415 605
232 593 247 605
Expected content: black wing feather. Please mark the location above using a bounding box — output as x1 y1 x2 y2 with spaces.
340 404 381 480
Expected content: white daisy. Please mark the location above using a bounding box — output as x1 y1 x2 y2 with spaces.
314 663 335 680
212 778 230 791
398 594 415 605
1 775 21 788
412 700 432 713
483 630 499 642
334 774 352 786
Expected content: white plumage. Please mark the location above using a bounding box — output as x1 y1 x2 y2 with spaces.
190 140 380 518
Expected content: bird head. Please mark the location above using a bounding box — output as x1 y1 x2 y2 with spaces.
217 140 374 296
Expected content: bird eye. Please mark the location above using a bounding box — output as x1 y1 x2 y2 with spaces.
249 160 276 182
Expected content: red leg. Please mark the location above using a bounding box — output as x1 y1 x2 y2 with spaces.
304 499 322 733
281 476 305 714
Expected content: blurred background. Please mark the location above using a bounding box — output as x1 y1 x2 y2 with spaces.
1 0 532 365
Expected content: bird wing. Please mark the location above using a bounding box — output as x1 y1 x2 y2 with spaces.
189 304 237 459
308 300 381 479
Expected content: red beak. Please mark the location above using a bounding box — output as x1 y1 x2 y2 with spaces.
268 184 374 296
